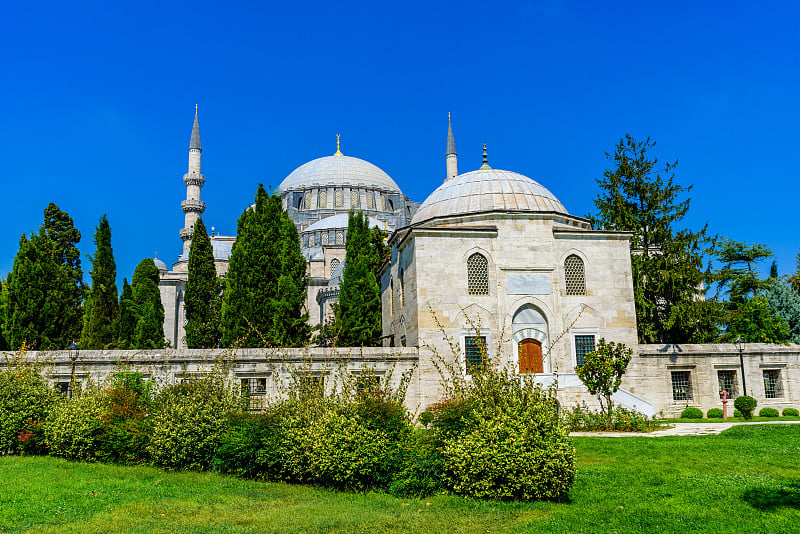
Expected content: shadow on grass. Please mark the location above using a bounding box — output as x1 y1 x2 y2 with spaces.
743 483 800 510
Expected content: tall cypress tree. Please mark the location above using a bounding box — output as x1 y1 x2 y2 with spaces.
118 278 135 349
5 204 83 350
0 278 8 350
271 212 310 347
81 215 119 349
335 211 382 346
185 218 222 348
130 258 165 349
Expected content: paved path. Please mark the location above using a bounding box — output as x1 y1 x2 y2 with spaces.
570 420 800 437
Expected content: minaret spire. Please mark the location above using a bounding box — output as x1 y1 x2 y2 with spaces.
180 106 206 256
446 113 458 180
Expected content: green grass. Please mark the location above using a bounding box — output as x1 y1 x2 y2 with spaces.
2 425 800 533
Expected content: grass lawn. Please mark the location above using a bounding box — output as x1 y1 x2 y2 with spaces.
2 425 799 533
663 416 800 423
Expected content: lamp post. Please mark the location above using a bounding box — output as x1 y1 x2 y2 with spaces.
735 337 747 397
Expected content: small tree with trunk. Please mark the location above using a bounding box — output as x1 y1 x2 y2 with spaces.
575 338 633 417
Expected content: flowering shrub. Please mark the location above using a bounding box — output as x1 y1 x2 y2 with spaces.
44 385 110 461
0 357 58 455
98 371 153 463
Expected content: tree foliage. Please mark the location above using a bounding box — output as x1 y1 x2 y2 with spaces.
575 338 633 417
764 279 800 344
591 135 718 343
711 238 773 301
131 258 165 349
222 185 308 347
81 215 119 349
4 203 84 350
117 278 135 349
334 212 382 346
185 218 223 348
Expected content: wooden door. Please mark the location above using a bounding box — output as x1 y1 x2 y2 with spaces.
518 338 543 374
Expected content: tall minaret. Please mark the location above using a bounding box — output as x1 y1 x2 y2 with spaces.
180 105 206 255
446 113 458 180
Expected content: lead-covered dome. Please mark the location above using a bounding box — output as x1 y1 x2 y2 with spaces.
411 168 568 225
277 155 402 194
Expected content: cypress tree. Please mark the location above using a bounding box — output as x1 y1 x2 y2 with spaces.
335 211 382 346
0 278 8 350
81 215 119 349
5 204 83 350
118 278 135 349
131 258 165 349
185 218 222 348
271 213 310 347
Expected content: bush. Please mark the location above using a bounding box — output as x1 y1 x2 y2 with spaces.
734 409 743 418
388 430 446 497
212 412 273 478
0 361 58 455
98 371 153 464
782 407 799 417
564 404 660 432
680 407 703 419
44 386 110 461
759 407 779 418
706 408 724 419
734 395 757 420
148 375 241 470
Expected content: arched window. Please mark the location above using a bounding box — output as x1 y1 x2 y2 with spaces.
295 194 304 210
351 191 359 208
308 234 315 247
335 231 344 245
321 233 329 246
386 198 394 212
329 258 340 277
335 190 343 207
319 190 327 208
366 192 375 209
390 279 395 315
467 253 489 295
564 254 586 295
304 192 312 210
399 268 405 307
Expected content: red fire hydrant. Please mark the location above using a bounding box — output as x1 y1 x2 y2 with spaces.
721 389 729 420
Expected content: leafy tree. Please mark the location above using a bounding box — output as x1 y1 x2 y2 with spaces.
335 212 382 346
769 261 779 279
131 258 165 349
185 218 223 348
81 215 119 349
575 338 633 417
788 249 800 294
222 185 308 347
765 279 800 344
117 278 135 349
5 203 84 350
711 238 773 301
0 278 8 350
369 226 390 280
591 135 719 343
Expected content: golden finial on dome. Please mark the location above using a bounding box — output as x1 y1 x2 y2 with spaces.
334 134 343 156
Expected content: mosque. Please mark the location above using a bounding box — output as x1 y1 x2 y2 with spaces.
148 109 799 417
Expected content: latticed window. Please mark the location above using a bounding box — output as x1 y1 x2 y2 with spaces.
319 190 327 208
321 233 329 245
335 190 343 207
465 336 486 373
564 255 585 295
763 370 783 399
304 192 312 210
366 192 375 209
351 191 359 208
335 231 344 245
329 258 340 277
671 371 692 401
717 370 738 398
355 374 381 394
575 335 595 368
390 280 394 315
240 378 267 395
467 253 489 295
308 234 315 247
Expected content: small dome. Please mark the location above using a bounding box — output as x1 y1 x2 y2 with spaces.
277 155 402 194
153 258 168 271
303 213 388 233
411 168 568 225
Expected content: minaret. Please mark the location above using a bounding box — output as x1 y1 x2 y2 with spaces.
180 105 206 255
446 113 458 180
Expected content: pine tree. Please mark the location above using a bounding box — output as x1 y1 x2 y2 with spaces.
0 278 8 350
185 218 222 348
335 211 382 346
81 215 119 349
592 135 720 343
131 258 165 349
5 204 83 350
117 278 135 349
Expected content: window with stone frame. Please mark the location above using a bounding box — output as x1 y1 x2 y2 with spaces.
717 370 738 398
467 253 489 295
671 371 693 401
465 336 486 374
366 192 375 209
335 190 343 207
304 192 312 210
399 268 405 307
240 377 267 396
329 258 340 277
763 369 783 399
351 190 359 208
355 374 381 394
308 234 315 247
564 254 586 295
574 335 595 368
321 233 329 245
390 279 394 315
319 190 327 208
335 231 344 245
57 381 74 398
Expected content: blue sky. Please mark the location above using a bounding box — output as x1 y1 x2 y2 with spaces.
2 1 799 285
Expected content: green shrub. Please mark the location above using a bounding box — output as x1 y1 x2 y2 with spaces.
44 386 110 461
734 395 757 420
98 371 153 464
759 407 779 418
388 430 446 497
213 412 273 478
418 398 475 438
0 361 58 455
782 407 799 417
148 375 240 470
706 408 724 419
564 404 660 432
734 409 743 418
680 407 703 419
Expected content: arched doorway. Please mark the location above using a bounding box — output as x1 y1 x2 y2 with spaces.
518 338 543 374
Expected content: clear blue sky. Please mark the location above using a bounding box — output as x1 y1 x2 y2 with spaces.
2 1 799 285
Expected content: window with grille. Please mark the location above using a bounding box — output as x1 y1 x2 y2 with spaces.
329 258 340 277
335 190 343 207
390 280 394 315
356 374 381 394
308 234 315 247
299 375 324 397
336 231 344 245
467 253 489 295
671 371 692 401
319 190 327 208
575 335 595 368
351 191 359 208
399 269 405 306
57 381 73 398
366 192 375 209
400 335 407 347
304 192 311 210
321 233 329 245
565 255 586 295
465 336 486 373
763 370 783 399
240 378 267 396
717 370 738 398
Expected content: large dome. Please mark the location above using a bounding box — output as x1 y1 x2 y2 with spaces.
277 155 402 194
410 168 568 225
